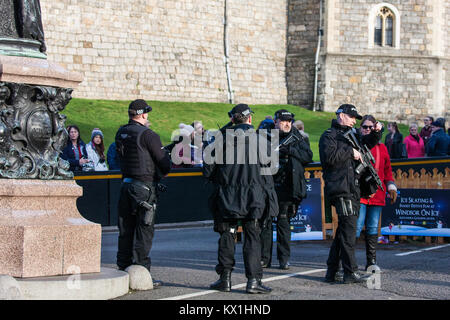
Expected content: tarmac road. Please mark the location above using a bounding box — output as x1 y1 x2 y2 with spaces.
101 225 450 301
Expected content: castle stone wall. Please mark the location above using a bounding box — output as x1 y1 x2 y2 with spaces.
40 0 288 104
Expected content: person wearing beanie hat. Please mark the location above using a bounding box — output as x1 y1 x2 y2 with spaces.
178 123 194 138
86 128 108 171
91 128 104 140
115 99 171 287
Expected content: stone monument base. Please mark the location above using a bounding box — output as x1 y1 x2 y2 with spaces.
0 179 101 278
15 267 129 300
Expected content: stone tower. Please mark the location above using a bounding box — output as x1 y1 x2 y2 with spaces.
287 0 449 124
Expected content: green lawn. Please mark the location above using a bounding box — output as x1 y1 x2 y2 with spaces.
63 98 411 163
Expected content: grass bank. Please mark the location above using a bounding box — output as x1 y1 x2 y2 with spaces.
63 98 410 163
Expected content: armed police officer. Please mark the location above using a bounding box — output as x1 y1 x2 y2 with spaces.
260 110 313 270
203 104 278 294
319 104 382 284
115 99 171 287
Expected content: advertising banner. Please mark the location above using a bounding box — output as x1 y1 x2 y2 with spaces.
380 189 450 237
273 178 323 241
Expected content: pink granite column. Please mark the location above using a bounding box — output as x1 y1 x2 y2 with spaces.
0 179 101 278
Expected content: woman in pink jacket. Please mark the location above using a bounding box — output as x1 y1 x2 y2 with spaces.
404 123 425 158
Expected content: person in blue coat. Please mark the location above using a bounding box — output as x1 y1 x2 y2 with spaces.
426 119 450 157
107 142 121 170
61 125 90 172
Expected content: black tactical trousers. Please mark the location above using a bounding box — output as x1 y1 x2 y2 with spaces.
215 219 263 280
117 181 156 271
326 199 359 274
260 202 294 266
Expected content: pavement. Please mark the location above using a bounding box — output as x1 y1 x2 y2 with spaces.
101 223 450 302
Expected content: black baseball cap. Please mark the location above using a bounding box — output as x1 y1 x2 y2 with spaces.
128 99 152 115
336 104 362 120
228 104 254 118
274 109 294 121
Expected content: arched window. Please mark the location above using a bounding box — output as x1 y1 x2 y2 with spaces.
368 3 400 49
374 7 394 47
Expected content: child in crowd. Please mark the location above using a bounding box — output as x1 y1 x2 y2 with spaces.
86 128 108 171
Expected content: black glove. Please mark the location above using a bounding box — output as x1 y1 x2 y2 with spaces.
279 144 290 157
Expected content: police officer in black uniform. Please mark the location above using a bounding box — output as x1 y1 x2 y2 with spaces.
319 104 382 283
203 104 278 294
115 99 171 287
260 110 313 270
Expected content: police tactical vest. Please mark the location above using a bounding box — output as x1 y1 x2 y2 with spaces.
116 123 154 178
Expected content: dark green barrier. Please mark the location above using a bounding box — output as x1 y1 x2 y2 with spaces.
74 168 214 226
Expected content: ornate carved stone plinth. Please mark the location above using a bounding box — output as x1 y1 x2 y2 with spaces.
0 81 73 179
0 179 101 278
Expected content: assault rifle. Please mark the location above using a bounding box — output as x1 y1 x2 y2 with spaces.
275 132 300 151
343 129 384 194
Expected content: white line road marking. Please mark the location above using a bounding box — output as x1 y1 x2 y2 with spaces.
395 244 450 256
159 268 327 300
421 244 450 251
395 250 423 256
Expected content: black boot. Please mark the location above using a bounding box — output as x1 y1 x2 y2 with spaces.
343 271 370 284
246 278 272 294
365 234 378 270
324 268 338 283
210 270 231 292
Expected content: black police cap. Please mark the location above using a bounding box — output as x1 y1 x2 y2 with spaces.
228 104 254 118
336 104 362 120
128 99 152 115
274 109 294 121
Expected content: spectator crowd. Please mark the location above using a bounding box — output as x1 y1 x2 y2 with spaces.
59 114 449 173
60 126 120 172
384 116 450 159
